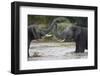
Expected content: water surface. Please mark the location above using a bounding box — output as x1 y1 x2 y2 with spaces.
28 42 88 61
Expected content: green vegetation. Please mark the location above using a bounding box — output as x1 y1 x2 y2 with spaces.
28 15 87 27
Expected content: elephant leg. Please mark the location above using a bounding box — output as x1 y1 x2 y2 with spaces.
86 39 88 49
77 47 85 53
75 41 85 53
28 38 32 58
75 46 85 53
79 39 86 53
75 42 80 53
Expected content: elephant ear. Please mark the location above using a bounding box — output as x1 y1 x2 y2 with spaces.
71 26 81 40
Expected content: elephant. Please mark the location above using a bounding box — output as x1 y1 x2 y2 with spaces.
28 19 55 57
55 24 87 53
51 17 88 53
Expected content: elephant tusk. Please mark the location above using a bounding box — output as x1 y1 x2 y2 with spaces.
45 34 53 37
56 39 65 42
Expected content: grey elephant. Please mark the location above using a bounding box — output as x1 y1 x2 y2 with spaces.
52 17 88 53
28 19 55 57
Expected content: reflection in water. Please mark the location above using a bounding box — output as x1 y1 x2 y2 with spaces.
28 42 88 61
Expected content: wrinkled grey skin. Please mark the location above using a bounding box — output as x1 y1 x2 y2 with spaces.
52 17 88 53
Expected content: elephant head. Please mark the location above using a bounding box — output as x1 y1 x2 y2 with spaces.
54 22 86 41
61 25 82 41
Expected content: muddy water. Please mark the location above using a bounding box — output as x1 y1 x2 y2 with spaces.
28 42 88 61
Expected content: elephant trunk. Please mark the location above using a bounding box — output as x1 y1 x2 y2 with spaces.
42 17 67 35
53 24 64 40
41 18 56 35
